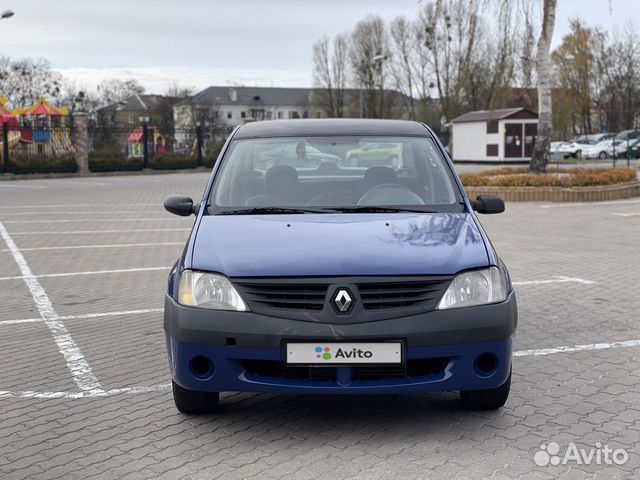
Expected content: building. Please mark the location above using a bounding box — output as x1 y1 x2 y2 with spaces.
97 94 176 130
173 86 414 144
174 86 315 131
450 108 538 163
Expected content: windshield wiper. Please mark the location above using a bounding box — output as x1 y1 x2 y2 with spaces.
329 206 437 214
217 207 330 215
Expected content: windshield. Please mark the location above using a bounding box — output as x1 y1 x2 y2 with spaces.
209 135 462 213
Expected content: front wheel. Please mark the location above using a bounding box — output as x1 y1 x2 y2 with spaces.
598 151 607 159
172 381 219 414
460 370 511 410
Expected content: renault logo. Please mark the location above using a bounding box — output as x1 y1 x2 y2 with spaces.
333 288 353 313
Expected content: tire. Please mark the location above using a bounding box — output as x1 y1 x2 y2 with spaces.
598 151 607 159
460 370 511 410
172 381 219 414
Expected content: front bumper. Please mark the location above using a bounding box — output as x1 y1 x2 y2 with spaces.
164 292 517 394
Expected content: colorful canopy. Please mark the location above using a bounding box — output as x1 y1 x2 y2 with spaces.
20 97 68 117
128 129 143 142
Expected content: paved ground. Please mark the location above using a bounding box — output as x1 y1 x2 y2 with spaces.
0 171 639 479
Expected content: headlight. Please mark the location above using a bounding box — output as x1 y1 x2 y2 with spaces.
178 270 248 311
437 267 507 310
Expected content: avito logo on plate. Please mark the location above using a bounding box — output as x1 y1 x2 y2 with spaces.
315 345 374 360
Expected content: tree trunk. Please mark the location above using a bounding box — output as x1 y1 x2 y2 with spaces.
530 0 557 173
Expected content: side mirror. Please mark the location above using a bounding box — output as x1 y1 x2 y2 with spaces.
472 195 505 214
164 195 198 216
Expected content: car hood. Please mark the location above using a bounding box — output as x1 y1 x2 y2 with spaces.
191 213 489 277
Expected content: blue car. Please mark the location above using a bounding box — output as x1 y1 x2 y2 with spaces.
163 119 517 414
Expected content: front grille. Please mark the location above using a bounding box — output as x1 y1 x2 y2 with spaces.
242 358 449 382
356 278 451 310
233 280 329 311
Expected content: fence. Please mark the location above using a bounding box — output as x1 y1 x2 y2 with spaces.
1 121 226 174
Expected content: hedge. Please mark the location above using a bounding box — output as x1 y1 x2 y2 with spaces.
6 156 77 174
459 167 638 188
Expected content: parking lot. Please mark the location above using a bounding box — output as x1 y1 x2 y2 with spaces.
1 171 639 479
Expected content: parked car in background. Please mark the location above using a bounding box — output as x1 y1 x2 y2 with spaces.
612 138 640 158
255 142 341 169
346 142 403 168
550 142 568 156
587 133 615 143
614 130 640 143
626 140 640 159
581 140 613 159
558 139 595 159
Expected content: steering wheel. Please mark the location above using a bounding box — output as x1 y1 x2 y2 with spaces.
357 184 425 206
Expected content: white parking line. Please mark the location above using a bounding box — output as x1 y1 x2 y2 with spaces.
0 211 160 216
611 212 640 217
10 228 189 236
0 203 161 209
0 383 172 399
1 218 176 224
0 266 171 281
540 199 640 209
0 308 164 327
512 276 596 286
514 339 640 357
0 242 183 252
0 222 105 396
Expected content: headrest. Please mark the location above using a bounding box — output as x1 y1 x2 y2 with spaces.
363 166 398 190
265 165 299 194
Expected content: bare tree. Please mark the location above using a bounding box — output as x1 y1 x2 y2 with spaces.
0 57 63 108
96 78 145 106
312 34 349 117
530 0 557 173
165 81 196 100
349 15 389 118
389 16 417 119
593 27 640 133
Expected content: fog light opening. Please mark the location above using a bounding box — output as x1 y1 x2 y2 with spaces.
190 355 214 379
474 353 498 377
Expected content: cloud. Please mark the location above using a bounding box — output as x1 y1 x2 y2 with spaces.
57 66 311 94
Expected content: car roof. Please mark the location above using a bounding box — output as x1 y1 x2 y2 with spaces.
233 119 429 139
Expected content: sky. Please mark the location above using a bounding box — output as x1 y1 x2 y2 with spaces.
0 0 637 95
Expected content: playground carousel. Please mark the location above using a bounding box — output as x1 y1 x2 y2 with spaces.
12 97 75 157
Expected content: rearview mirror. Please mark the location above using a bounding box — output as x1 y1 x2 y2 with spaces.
164 195 198 216
472 195 505 214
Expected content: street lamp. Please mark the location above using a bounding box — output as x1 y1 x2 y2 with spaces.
0 10 14 19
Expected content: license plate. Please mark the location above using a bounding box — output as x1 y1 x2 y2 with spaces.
286 342 403 365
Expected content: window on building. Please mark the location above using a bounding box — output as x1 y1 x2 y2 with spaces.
277 111 283 119
227 111 232 119
486 144 498 156
486 120 498 134
289 111 300 119
128 115 134 124
241 111 246 119
266 111 273 120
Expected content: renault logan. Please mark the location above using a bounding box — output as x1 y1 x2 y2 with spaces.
163 119 517 414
